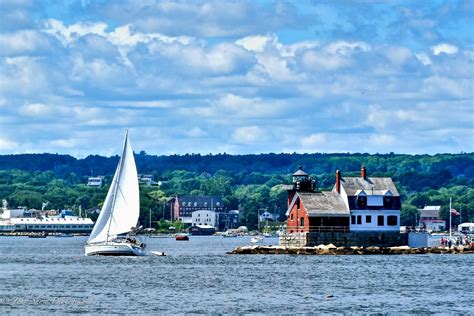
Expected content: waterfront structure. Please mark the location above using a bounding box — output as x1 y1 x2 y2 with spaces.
285 166 349 234
0 207 94 233
189 224 216 235
171 196 224 224
419 205 445 232
192 210 219 227
284 165 404 247
87 176 103 187
138 174 159 186
339 166 401 232
218 210 240 231
259 210 277 222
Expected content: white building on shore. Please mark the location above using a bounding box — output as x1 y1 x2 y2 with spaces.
0 200 94 233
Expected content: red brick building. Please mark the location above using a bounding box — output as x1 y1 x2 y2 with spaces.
285 166 349 233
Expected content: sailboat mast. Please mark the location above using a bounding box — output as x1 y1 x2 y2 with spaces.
106 131 129 242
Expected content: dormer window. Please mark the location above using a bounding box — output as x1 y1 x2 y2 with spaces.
383 196 392 208
357 195 367 208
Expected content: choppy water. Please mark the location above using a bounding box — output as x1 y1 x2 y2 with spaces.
0 236 472 314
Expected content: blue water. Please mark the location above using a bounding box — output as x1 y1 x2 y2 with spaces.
0 236 472 314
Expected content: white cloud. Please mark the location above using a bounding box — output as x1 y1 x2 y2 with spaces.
19 103 52 117
50 138 82 148
42 19 108 45
185 127 207 137
0 138 18 150
235 35 275 53
415 52 432 66
383 46 413 65
326 41 370 55
431 43 458 56
301 133 326 147
0 3 472 155
369 134 395 145
232 126 265 144
0 30 49 55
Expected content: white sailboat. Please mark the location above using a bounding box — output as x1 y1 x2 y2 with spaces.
85 131 146 256
251 209 265 244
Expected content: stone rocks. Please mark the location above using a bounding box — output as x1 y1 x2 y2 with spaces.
227 244 474 255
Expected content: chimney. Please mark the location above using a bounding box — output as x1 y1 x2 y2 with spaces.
335 170 341 194
361 165 366 179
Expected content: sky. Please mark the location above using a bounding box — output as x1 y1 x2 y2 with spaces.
0 0 473 157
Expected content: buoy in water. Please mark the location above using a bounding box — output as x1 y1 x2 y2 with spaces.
325 294 334 299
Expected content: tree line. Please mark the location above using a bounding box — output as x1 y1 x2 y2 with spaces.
0 152 472 228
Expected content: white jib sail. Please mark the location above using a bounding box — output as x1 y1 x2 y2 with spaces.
87 131 140 244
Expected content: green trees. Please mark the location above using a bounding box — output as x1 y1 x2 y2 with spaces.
0 153 472 228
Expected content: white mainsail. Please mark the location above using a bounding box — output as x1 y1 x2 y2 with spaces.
87 131 140 244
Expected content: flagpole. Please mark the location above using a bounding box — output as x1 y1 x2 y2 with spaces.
449 197 452 237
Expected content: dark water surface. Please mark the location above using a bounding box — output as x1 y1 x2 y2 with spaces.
0 236 472 314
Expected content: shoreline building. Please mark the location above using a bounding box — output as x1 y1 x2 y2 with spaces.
169 196 239 232
0 201 94 233
419 206 445 232
283 166 405 247
171 196 225 224
87 176 103 187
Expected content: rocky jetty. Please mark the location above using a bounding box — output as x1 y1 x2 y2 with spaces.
227 244 474 255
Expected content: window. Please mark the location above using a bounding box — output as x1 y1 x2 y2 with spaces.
366 215 372 224
351 215 356 225
387 216 398 226
383 196 393 208
290 214 294 221
300 217 305 227
357 195 367 208
377 215 384 226
194 202 197 207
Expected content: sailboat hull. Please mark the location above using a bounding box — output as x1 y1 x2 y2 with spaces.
85 242 146 256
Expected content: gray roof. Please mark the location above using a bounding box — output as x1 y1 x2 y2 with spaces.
176 195 223 207
340 177 399 196
299 192 349 217
420 209 441 219
420 206 441 211
293 167 309 176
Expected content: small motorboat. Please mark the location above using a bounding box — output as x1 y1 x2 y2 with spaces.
55 233 74 237
175 234 189 241
250 235 264 244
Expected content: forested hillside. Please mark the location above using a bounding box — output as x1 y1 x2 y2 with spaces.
0 152 472 228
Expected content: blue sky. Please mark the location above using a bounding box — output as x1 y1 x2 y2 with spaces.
0 0 473 157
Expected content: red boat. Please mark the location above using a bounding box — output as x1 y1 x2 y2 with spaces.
175 234 189 241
